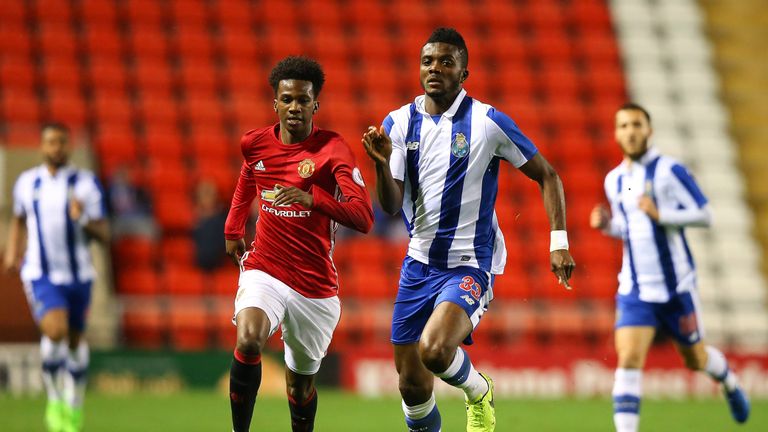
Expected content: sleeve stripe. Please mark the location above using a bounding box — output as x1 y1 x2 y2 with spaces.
671 164 708 208
486 108 537 160
382 114 395 135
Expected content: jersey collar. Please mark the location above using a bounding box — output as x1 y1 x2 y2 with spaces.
414 89 468 119
622 146 660 172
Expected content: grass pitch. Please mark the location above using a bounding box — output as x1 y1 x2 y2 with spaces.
1 390 765 431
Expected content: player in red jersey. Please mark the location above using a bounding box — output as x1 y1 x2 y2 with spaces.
223 56 374 432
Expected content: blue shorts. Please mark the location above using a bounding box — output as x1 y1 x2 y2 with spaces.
23 277 92 332
615 291 702 346
391 256 494 345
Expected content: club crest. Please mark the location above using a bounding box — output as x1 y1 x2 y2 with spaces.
451 132 469 158
297 159 315 178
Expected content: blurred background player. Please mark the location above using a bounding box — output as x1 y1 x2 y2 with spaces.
362 28 575 432
223 56 373 432
590 103 750 432
3 123 109 432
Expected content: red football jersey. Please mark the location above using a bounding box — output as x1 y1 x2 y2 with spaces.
224 124 373 298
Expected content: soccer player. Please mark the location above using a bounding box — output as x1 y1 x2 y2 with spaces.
223 56 374 432
590 103 750 432
362 28 576 432
3 123 109 432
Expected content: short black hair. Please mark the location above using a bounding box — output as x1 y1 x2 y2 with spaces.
41 122 70 135
425 27 469 67
618 102 651 123
268 56 325 97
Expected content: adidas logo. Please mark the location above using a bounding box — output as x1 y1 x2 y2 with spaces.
254 160 266 171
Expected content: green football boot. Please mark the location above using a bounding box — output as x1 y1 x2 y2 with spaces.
466 372 495 432
45 400 66 432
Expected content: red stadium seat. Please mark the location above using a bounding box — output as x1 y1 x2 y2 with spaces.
169 0 209 27
123 301 166 348
117 265 161 296
145 161 190 194
31 0 72 23
40 58 82 91
0 24 33 57
161 236 196 267
114 236 156 266
1 89 41 124
210 0 253 29
173 25 215 60
163 265 206 296
168 300 210 350
135 91 180 126
0 1 27 22
126 24 169 59
87 56 129 92
211 297 236 348
81 24 124 58
211 267 239 297
38 23 78 58
47 90 88 126
153 192 195 231
124 0 167 27
0 56 36 90
217 27 258 60
78 0 118 24
178 60 220 94
91 89 133 124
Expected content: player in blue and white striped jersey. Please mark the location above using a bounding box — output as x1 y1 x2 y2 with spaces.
590 103 750 431
363 28 575 432
4 123 109 432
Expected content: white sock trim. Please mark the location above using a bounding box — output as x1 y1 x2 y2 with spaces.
613 368 642 397
402 393 436 420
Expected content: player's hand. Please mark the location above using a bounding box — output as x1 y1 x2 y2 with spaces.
225 238 246 266
637 196 659 221
550 249 575 289
69 199 84 221
273 184 313 208
362 126 392 166
589 204 610 230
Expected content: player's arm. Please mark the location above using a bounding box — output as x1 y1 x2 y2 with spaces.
3 215 26 274
224 161 259 264
70 175 110 243
639 163 711 227
362 125 405 216
310 159 374 233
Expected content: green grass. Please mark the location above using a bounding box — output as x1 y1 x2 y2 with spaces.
1 390 765 431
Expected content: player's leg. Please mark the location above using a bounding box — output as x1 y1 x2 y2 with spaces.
39 309 69 432
61 281 92 432
280 284 340 432
25 278 69 432
230 271 287 432
395 343 441 432
391 257 443 432
666 291 749 423
421 270 494 432
285 370 318 432
613 326 655 432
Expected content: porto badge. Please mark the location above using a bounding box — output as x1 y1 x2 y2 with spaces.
451 132 469 158
297 158 316 178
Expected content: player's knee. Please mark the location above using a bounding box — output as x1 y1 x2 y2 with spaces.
41 323 68 343
418 341 453 373
235 326 266 356
617 350 645 369
398 380 430 401
682 353 706 371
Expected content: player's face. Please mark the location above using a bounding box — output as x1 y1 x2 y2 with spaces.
41 128 70 168
420 42 466 99
274 79 317 141
615 109 652 161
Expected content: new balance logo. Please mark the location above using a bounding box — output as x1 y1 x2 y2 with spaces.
254 160 266 171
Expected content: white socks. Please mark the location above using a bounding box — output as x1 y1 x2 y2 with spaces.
613 368 642 432
705 345 739 392
40 336 67 402
402 392 436 420
435 347 489 402
64 341 90 409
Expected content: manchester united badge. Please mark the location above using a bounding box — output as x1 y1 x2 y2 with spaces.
297 158 316 178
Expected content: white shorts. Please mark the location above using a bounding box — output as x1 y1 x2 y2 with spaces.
234 270 341 375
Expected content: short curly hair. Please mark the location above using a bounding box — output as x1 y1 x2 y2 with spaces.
425 27 468 67
268 56 325 97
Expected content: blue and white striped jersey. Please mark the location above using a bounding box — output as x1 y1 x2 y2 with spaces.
13 165 105 285
603 148 711 303
383 89 538 274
